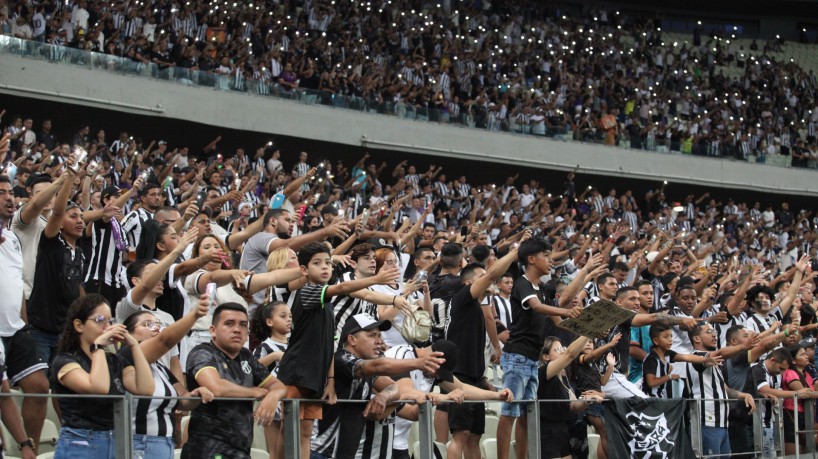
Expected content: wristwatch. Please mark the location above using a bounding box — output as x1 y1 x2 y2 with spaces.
18 438 34 451
89 343 105 353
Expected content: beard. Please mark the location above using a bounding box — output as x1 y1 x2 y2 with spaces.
276 229 291 240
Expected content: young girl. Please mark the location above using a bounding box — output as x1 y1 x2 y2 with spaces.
569 334 620 459
251 301 292 458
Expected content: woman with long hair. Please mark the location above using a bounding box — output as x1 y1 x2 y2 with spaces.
372 246 430 348
184 233 302 353
538 335 605 459
782 343 818 454
51 294 154 459
264 247 304 307
136 220 220 322
121 295 214 458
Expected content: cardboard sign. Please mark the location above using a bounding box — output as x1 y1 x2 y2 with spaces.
557 299 636 338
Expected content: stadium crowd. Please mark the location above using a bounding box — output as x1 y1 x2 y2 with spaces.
0 103 818 459
5 0 818 165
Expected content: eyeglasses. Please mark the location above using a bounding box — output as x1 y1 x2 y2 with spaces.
139 320 162 331
702 329 717 336
553 346 567 353
87 315 115 326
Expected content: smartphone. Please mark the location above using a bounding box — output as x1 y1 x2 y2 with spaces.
460 226 469 237
205 282 217 308
425 196 432 207
270 193 286 209
415 270 428 282
195 187 207 209
361 208 370 224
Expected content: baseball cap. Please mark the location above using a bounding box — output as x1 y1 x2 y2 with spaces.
430 339 457 383
101 186 121 202
800 337 816 348
340 313 391 343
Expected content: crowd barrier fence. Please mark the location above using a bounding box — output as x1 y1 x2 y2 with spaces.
4 392 818 458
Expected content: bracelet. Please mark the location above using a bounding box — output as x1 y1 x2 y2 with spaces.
392 295 396 306
785 329 789 337
327 376 334 379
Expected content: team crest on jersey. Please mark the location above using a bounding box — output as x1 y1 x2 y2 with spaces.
241 360 251 374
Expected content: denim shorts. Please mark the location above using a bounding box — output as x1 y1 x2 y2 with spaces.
54 427 114 459
500 352 539 417
133 434 175 459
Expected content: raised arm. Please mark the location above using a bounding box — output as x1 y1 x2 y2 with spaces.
44 167 76 238
546 335 590 380
140 295 209 363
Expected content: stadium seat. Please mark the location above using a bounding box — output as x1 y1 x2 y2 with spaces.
481 438 498 459
483 415 499 440
250 447 270 459
510 440 516 457
252 422 267 451
38 419 59 454
174 449 182 459
588 433 601 459
35 453 54 459
407 420 418 456
413 440 448 459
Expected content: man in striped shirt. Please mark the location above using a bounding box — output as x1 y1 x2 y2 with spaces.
684 323 757 458
121 182 163 249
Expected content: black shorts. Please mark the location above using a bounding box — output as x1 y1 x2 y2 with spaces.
540 420 571 458
448 402 485 435
2 329 47 385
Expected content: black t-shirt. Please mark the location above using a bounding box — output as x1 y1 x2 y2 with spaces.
504 275 549 361
445 285 485 383
154 258 186 321
51 350 132 430
429 273 461 305
277 283 334 395
185 342 271 452
537 362 575 423
731 363 775 426
28 232 85 333
597 318 633 375
570 355 602 393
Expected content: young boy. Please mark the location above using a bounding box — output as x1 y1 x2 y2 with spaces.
274 242 400 459
642 324 722 398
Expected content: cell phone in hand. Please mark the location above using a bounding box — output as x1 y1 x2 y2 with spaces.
205 282 217 308
195 187 207 209
460 226 469 237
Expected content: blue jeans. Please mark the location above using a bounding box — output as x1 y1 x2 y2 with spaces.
133 434 175 459
701 425 730 459
499 352 538 417
310 451 332 459
55 427 114 459
28 327 58 366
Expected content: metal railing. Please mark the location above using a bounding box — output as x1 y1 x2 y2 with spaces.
0 34 810 171
2 391 817 458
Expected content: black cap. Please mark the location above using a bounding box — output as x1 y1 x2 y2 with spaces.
101 186 121 202
430 339 457 382
340 313 391 343
800 337 816 348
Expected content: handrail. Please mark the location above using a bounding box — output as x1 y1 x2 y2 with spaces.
2 390 813 458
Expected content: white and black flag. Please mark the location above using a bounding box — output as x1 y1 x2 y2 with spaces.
604 398 695 459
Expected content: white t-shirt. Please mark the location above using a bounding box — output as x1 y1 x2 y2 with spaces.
384 345 434 451
11 207 48 299
0 231 27 336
